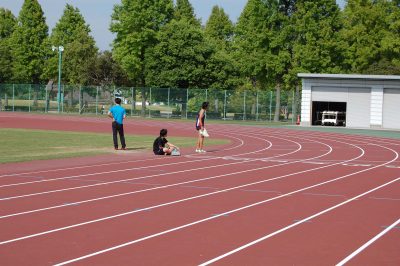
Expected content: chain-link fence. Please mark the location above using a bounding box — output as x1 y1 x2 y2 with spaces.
0 84 301 123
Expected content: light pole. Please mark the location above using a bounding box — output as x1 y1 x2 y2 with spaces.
52 45 64 113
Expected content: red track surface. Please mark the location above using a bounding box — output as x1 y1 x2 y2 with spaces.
0 113 399 265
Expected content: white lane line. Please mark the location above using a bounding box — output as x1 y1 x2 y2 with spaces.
199 177 400 266
0 142 338 241
0 141 328 218
0 160 263 201
0 131 246 179
303 193 345 198
342 163 372 167
53 174 399 266
336 217 400 266
369 197 400 201
385 165 400 169
1 132 307 199
0 132 266 187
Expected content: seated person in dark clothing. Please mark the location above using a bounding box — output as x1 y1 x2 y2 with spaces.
153 129 178 155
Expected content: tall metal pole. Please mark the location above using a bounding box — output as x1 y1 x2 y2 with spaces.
53 45 64 113
57 49 62 113
224 90 227 119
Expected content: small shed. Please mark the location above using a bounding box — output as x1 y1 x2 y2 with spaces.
298 73 400 130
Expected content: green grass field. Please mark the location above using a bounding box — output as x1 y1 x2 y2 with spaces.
0 128 229 164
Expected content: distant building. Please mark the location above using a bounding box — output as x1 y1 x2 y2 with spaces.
298 73 400 130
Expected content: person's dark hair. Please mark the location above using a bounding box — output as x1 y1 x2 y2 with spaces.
115 98 121 105
160 128 168 137
202 102 209 109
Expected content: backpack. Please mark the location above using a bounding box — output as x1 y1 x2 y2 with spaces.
171 148 181 156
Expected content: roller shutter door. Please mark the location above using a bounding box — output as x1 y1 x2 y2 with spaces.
311 87 348 101
383 89 400 129
347 88 371 128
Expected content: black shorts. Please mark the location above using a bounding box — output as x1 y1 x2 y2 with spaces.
154 149 165 155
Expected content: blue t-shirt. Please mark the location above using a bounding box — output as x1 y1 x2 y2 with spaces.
109 105 126 124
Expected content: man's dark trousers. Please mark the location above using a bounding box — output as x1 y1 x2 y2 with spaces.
112 121 126 149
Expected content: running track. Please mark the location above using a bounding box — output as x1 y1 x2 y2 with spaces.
0 113 399 265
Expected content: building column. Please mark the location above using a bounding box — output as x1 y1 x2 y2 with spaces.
300 80 311 126
370 86 383 128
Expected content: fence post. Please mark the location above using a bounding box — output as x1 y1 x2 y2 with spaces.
256 91 259 121
29 84 31 112
291 89 295 124
96 86 99 115
79 86 82 115
149 87 152 118
269 90 272 122
224 90 227 119
131 87 133 116
186 89 189 119
61 85 64 113
45 85 48 112
12 84 15 112
168 88 170 107
243 91 246 121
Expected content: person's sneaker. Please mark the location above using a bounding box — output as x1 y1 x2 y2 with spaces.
122 147 127 150
200 150 206 153
195 149 200 153
114 147 118 150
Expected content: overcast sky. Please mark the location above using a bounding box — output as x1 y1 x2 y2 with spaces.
0 0 346 51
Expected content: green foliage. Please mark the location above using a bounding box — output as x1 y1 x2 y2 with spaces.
146 19 213 89
110 0 174 86
43 4 98 85
87 51 131 87
289 0 344 85
174 0 201 26
340 0 400 73
0 8 16 83
234 0 277 88
204 6 239 90
10 0 48 83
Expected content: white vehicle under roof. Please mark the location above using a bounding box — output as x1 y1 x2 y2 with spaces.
321 111 346 126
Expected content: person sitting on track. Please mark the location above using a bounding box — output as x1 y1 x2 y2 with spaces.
153 129 178 155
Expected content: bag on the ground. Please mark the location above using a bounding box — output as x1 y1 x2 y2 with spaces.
200 128 210 137
171 148 181 156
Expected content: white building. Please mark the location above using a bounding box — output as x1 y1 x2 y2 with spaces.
298 73 400 130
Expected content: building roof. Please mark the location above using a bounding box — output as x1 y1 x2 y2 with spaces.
297 73 400 81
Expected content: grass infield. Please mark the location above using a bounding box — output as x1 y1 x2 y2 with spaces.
0 128 229 164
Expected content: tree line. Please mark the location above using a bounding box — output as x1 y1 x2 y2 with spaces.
0 0 399 118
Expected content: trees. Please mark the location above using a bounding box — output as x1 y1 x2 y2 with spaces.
10 0 48 84
44 4 97 85
87 51 130 87
234 0 274 90
111 0 173 115
174 0 201 26
146 19 213 89
0 8 16 83
340 0 400 74
204 6 239 92
290 0 343 76
110 0 174 86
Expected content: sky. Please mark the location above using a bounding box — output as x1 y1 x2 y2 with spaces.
0 0 346 52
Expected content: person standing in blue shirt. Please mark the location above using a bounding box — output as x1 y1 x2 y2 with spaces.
108 98 127 150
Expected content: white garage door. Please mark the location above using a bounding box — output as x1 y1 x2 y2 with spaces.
311 87 348 101
347 88 371 128
383 89 400 129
